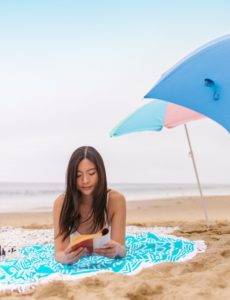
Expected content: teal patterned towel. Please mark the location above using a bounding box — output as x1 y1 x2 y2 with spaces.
0 231 206 292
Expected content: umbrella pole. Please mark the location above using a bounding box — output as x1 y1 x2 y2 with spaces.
184 124 209 227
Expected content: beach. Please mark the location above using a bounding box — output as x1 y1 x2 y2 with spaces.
0 195 230 299
1 1 230 299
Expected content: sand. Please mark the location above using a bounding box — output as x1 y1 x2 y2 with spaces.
0 195 230 299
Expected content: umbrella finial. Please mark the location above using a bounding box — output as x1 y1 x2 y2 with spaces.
204 78 220 101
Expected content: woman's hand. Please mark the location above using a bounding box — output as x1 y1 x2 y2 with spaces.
56 246 86 264
94 240 126 258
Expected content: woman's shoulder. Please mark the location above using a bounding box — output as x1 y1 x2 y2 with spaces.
106 189 126 224
107 189 126 207
53 193 65 212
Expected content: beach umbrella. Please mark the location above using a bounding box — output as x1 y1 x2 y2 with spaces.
110 100 210 225
144 35 230 133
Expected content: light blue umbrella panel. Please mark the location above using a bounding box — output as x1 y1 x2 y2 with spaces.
110 100 166 136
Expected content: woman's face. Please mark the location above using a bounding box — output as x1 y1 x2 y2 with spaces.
76 158 99 196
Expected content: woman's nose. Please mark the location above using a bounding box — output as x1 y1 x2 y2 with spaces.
82 174 90 183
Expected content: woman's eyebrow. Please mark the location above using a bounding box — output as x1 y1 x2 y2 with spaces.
77 168 96 173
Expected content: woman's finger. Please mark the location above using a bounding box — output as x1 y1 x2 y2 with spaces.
67 247 84 259
73 247 85 258
65 246 84 255
94 248 116 257
101 243 112 249
66 248 85 264
95 244 116 251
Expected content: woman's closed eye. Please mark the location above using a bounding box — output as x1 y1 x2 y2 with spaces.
77 172 96 177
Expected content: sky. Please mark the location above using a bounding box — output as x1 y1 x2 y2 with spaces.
0 1 229 184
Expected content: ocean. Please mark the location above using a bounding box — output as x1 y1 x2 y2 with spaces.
0 182 229 213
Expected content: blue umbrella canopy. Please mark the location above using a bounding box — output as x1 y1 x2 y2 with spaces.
144 35 230 132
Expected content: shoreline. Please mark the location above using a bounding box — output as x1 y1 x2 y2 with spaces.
0 195 229 227
0 191 230 214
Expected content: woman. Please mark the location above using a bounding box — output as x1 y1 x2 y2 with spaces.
53 146 126 264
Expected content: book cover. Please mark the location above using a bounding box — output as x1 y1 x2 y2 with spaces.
69 228 110 253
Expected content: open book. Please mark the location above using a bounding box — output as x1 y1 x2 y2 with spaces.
69 228 110 253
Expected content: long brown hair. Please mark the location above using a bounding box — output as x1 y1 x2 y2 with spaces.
58 146 108 241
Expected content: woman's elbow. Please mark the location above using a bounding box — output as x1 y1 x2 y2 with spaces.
55 251 65 264
117 244 126 258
